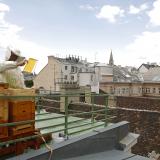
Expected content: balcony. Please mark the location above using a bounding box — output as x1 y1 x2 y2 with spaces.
60 81 80 89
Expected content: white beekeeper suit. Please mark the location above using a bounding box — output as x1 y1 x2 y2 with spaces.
0 48 25 88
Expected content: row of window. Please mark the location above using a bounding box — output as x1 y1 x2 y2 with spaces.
64 75 74 81
64 75 94 81
110 87 160 95
143 88 160 94
65 65 77 73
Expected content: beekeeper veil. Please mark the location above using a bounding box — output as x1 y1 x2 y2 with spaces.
5 47 21 61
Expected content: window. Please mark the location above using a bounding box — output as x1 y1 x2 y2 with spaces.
153 88 156 93
71 75 74 81
142 88 145 93
126 88 129 93
80 93 85 102
118 88 120 94
65 66 68 70
122 88 125 94
64 75 67 80
71 66 74 72
91 75 93 81
146 88 150 93
110 86 113 93
139 88 141 93
145 88 147 93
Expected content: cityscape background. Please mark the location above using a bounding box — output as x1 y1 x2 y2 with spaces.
0 0 160 73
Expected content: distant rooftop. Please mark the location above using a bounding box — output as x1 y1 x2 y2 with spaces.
55 55 84 65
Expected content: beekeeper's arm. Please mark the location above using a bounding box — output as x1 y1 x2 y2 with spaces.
0 61 18 73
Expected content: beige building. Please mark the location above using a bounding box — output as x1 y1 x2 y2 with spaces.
100 82 160 97
34 55 97 91
34 55 100 104
34 56 62 91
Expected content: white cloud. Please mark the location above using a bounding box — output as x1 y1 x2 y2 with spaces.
0 2 53 73
140 4 148 10
129 3 148 14
124 31 160 66
79 4 97 11
129 5 140 14
0 3 23 48
0 2 9 12
148 0 160 26
96 5 124 23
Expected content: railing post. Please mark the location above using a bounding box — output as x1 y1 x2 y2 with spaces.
36 96 42 114
105 95 108 127
91 93 94 124
64 95 68 136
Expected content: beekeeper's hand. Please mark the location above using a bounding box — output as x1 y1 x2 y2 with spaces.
16 59 28 66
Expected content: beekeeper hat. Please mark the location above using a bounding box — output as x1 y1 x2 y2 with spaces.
5 47 21 60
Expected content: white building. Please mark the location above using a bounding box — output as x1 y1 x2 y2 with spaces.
34 55 98 93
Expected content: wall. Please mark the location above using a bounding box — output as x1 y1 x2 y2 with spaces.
40 93 160 156
139 65 148 73
100 82 160 97
116 96 160 111
112 96 160 156
79 72 93 86
34 56 62 91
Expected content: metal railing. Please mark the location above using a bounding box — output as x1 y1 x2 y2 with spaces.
0 92 111 147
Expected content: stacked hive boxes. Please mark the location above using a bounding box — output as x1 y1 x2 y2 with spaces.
0 83 9 139
0 83 35 140
9 100 35 136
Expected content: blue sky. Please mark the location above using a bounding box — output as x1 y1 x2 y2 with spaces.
0 0 160 72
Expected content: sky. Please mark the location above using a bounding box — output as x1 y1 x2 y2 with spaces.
0 0 160 73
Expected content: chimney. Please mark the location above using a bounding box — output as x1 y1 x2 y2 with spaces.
48 55 55 64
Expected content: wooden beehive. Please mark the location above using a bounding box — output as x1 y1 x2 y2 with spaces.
7 88 35 96
9 100 35 136
0 100 8 139
0 83 9 139
9 101 35 121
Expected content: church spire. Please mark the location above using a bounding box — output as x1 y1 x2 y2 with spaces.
109 50 114 66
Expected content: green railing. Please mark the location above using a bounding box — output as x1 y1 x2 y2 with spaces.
0 92 112 147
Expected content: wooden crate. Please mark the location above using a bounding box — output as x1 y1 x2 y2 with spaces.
0 100 8 139
9 101 35 122
0 83 9 89
9 100 35 136
7 88 35 96
9 124 35 136
0 83 9 95
0 132 52 156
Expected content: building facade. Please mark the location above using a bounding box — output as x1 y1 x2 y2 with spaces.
100 82 160 97
34 55 98 93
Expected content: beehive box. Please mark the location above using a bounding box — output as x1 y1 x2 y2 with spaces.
0 83 9 95
0 83 9 139
9 100 35 136
9 124 35 136
6 88 35 96
9 101 35 122
0 83 9 90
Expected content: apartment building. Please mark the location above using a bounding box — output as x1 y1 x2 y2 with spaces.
34 55 98 93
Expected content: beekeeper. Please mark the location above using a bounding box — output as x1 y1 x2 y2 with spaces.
0 47 27 88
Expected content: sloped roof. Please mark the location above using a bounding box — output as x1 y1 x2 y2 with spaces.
113 65 140 82
142 67 160 82
138 63 158 70
56 57 83 65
